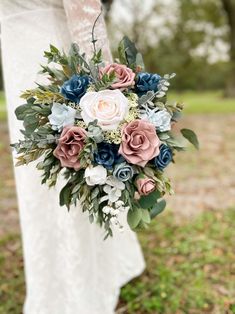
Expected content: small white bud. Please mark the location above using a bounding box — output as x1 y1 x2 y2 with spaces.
110 209 119 216
115 200 124 208
110 217 118 225
102 206 112 214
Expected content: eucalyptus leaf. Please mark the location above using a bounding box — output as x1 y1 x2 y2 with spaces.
181 128 199 150
136 52 145 70
59 185 71 209
15 104 30 120
141 209 151 224
127 207 142 229
150 199 166 219
120 36 138 68
138 190 161 209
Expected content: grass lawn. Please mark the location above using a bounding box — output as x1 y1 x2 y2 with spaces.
169 90 235 114
0 209 234 314
118 209 235 313
0 92 6 121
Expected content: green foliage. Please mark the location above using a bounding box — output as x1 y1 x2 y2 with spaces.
127 190 165 231
138 190 161 209
127 207 142 229
150 199 166 219
181 128 199 150
95 70 117 90
59 183 72 209
118 36 145 70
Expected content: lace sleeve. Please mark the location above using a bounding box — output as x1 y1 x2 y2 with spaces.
63 0 112 62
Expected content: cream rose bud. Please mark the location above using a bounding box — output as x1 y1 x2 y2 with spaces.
79 90 129 131
84 165 107 186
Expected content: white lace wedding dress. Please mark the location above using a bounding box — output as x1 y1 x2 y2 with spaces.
0 1 145 313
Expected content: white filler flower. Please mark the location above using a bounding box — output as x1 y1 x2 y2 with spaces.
79 90 129 130
84 165 107 186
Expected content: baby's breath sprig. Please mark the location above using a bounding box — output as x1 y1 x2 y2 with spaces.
127 93 139 108
103 128 122 144
76 120 87 129
125 107 140 122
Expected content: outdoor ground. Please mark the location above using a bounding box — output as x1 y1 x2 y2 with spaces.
0 91 235 314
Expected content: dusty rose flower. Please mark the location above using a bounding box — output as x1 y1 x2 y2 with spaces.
53 126 87 170
136 176 156 196
119 119 160 167
100 63 135 90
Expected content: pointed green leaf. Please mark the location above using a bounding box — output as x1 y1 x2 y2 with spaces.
150 199 166 219
181 128 199 150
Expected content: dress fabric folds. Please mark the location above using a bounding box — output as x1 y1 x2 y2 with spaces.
0 1 145 313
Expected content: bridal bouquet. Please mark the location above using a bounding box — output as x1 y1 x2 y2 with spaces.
12 36 198 238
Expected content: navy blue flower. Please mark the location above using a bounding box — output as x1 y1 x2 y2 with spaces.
94 143 124 169
136 72 161 96
154 144 172 171
61 74 91 103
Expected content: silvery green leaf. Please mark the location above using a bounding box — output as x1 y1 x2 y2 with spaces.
127 207 142 229
158 132 170 141
136 52 145 69
89 214 94 224
156 91 166 98
138 91 155 105
141 209 151 224
81 66 90 74
181 128 199 150
150 199 166 219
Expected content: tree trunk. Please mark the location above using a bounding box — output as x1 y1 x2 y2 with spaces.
221 0 235 97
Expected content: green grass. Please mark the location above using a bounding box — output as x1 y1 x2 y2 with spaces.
0 92 6 121
0 209 234 314
118 208 235 314
169 90 235 114
0 234 25 314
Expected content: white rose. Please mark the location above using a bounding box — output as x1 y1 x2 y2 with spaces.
154 109 172 132
84 165 107 186
140 108 172 132
80 90 129 131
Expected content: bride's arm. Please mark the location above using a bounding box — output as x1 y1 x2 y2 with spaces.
62 0 112 62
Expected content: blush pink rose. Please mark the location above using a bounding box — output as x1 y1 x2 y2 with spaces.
119 119 160 167
53 126 87 170
100 63 135 90
136 177 156 196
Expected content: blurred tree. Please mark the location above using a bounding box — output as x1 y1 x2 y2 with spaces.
221 0 235 96
108 0 232 92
